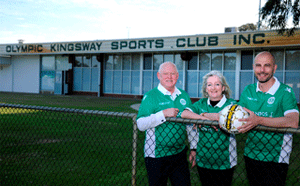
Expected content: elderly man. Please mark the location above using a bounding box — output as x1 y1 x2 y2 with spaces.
238 51 299 186
137 61 192 186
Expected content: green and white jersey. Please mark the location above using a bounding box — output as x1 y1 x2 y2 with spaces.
239 77 299 164
137 84 192 158
187 95 237 170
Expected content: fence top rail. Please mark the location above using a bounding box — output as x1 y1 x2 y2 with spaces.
0 103 137 119
1 103 299 133
166 117 300 134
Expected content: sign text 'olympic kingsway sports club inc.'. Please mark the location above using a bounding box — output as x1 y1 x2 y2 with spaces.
4 33 269 54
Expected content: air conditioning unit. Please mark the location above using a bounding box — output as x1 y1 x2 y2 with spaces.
225 27 238 33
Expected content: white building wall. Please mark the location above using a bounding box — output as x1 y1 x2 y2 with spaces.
12 56 40 93
0 64 13 92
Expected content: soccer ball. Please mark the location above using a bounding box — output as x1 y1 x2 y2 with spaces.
219 104 249 134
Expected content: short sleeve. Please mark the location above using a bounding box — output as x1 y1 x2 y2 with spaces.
282 86 299 115
137 94 155 119
188 99 204 114
238 86 249 108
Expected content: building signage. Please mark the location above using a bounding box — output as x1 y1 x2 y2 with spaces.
1 30 300 55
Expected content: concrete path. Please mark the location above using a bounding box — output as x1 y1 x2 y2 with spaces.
130 103 140 111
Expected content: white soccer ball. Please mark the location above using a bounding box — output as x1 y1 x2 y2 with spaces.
219 104 249 134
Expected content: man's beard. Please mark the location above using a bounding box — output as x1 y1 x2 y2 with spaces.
255 72 274 83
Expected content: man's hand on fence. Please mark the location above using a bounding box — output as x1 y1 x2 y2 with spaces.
238 107 259 133
163 108 179 118
189 150 196 168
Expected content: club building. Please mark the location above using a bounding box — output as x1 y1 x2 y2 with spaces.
0 29 300 103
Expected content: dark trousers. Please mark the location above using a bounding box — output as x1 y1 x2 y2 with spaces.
244 156 289 186
196 166 235 186
145 147 191 186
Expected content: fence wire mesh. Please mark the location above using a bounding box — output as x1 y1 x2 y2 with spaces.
1 103 300 186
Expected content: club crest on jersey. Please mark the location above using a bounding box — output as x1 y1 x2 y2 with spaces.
180 98 186 105
267 97 275 105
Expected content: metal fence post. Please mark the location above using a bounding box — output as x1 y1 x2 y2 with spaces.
131 114 138 186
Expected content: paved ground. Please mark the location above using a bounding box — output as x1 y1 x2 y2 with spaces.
130 103 140 111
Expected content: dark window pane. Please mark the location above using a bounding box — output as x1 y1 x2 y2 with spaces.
144 54 152 70
75 56 82 67
241 51 253 70
188 53 198 70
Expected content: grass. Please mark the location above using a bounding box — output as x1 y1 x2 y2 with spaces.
0 92 299 185
0 92 141 113
1 110 138 185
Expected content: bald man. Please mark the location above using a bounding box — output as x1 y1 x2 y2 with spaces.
238 51 299 186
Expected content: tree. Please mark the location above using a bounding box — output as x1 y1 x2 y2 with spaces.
238 23 257 32
238 23 269 32
260 0 300 36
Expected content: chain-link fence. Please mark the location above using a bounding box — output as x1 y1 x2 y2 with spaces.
1 103 300 186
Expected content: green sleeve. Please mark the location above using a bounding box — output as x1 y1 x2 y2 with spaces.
282 86 299 113
238 86 249 108
137 94 156 120
184 93 193 109
189 99 205 114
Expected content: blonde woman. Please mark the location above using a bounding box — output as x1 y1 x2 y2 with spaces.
182 70 237 186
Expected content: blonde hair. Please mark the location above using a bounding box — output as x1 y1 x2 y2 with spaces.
201 70 231 99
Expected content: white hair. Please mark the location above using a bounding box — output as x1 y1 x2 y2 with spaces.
158 61 178 73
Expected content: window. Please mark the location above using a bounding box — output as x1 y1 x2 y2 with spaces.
187 53 198 97
164 54 173 63
104 54 141 95
224 52 236 70
56 55 70 71
241 51 253 70
188 53 198 70
113 55 121 70
286 50 300 70
153 54 163 70
143 54 152 70
91 56 99 67
83 55 91 67
74 56 83 67
285 50 300 103
132 54 141 94
122 55 131 94
122 55 131 70
212 53 222 70
105 55 113 70
41 56 55 92
186 52 237 98
270 50 284 82
199 53 210 70
73 55 99 92
174 54 183 70
240 51 254 95
174 54 184 89
42 56 55 71
132 54 140 70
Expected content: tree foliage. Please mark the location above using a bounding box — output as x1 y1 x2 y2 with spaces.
260 0 300 36
238 23 257 32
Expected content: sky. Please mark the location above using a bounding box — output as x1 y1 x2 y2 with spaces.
0 0 267 44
